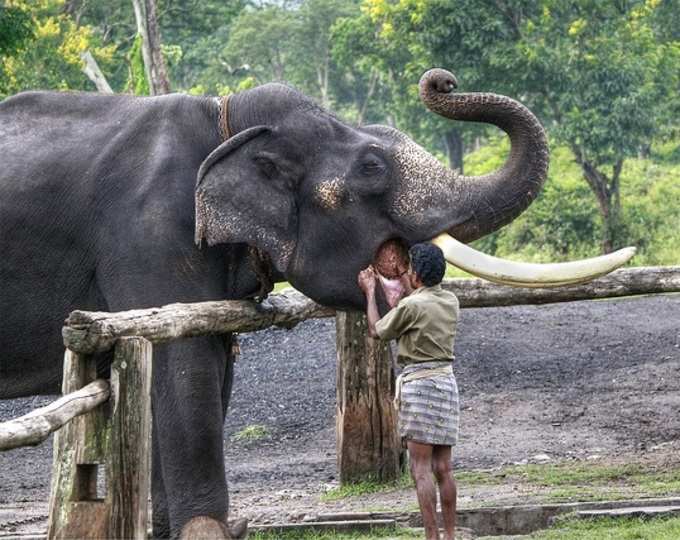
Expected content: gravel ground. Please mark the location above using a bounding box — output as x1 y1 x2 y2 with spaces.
1 293 679 530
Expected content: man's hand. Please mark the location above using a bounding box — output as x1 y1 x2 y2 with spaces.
358 266 377 297
358 265 380 338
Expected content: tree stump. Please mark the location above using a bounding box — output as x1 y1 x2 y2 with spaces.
335 311 401 484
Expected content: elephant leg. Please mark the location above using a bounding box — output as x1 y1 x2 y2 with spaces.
221 333 235 420
151 337 231 536
151 415 171 538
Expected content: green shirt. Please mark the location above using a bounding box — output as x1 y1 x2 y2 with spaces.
375 284 459 365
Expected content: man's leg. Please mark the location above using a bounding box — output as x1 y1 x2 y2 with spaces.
408 441 439 540
432 445 457 540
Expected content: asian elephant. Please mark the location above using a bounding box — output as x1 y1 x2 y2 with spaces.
0 68 632 538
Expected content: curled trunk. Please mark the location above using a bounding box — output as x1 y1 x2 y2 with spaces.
419 68 549 243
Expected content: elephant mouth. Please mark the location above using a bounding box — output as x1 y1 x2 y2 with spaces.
373 238 410 279
372 239 410 307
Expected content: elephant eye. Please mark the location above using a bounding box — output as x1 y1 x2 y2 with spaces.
359 152 386 176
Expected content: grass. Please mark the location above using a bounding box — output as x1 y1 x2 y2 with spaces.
319 461 680 505
457 461 680 503
249 526 422 539
466 461 680 505
527 515 680 539
463 461 680 490
321 470 413 501
231 424 269 442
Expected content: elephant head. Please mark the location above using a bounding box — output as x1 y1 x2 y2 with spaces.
195 69 634 308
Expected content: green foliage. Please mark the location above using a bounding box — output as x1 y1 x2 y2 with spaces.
231 424 269 442
507 1 680 251
514 1 678 169
0 4 33 56
127 34 149 96
464 137 680 265
223 6 300 85
321 470 412 501
0 0 115 97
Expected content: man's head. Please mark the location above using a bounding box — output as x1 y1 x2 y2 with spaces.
408 243 446 288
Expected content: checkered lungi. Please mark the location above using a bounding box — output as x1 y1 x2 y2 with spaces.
398 361 460 446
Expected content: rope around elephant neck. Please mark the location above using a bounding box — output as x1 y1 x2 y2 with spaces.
218 94 231 142
217 94 274 303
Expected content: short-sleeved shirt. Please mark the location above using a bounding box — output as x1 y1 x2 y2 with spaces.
375 284 459 365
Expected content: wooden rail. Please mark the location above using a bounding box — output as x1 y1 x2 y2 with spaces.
0 380 110 451
62 266 680 354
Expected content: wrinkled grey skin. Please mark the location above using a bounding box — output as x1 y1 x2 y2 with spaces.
0 70 547 538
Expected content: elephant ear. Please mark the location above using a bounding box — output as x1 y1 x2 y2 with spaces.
195 126 299 272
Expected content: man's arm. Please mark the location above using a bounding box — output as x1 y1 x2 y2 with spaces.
358 266 381 338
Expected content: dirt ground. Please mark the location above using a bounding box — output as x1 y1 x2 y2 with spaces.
1 293 679 533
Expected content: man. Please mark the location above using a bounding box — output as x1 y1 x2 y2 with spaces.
358 243 460 540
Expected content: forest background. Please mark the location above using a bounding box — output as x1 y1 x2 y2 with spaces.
1 0 679 267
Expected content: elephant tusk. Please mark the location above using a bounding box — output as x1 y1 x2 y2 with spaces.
432 233 636 288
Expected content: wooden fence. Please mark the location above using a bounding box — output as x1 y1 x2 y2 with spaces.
0 266 678 537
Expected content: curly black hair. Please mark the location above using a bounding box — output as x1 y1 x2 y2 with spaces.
409 243 446 286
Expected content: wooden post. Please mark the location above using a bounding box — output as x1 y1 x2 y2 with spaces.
47 350 111 539
108 337 153 540
47 338 152 540
335 311 401 484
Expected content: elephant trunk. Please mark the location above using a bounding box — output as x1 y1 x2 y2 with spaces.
419 68 549 243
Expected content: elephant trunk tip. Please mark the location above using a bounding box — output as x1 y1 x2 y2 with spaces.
419 68 458 98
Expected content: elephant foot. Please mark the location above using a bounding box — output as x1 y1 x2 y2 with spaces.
179 516 248 539
228 517 248 539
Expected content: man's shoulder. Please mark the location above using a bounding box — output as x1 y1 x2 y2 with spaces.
397 294 419 310
438 288 459 303
425 286 459 309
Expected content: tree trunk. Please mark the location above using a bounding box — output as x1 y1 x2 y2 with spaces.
131 0 170 95
80 51 113 94
356 68 378 126
443 128 464 173
579 157 624 253
335 311 401 484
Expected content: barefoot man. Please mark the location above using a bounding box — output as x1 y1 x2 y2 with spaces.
358 242 460 540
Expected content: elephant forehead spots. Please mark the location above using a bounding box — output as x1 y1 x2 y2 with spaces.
392 142 457 224
313 177 345 210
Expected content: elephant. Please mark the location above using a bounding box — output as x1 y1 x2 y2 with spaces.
0 68 632 538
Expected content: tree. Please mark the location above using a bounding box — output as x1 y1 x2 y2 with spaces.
0 0 115 98
293 0 358 109
0 3 33 56
222 6 299 86
511 1 680 252
131 0 170 94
